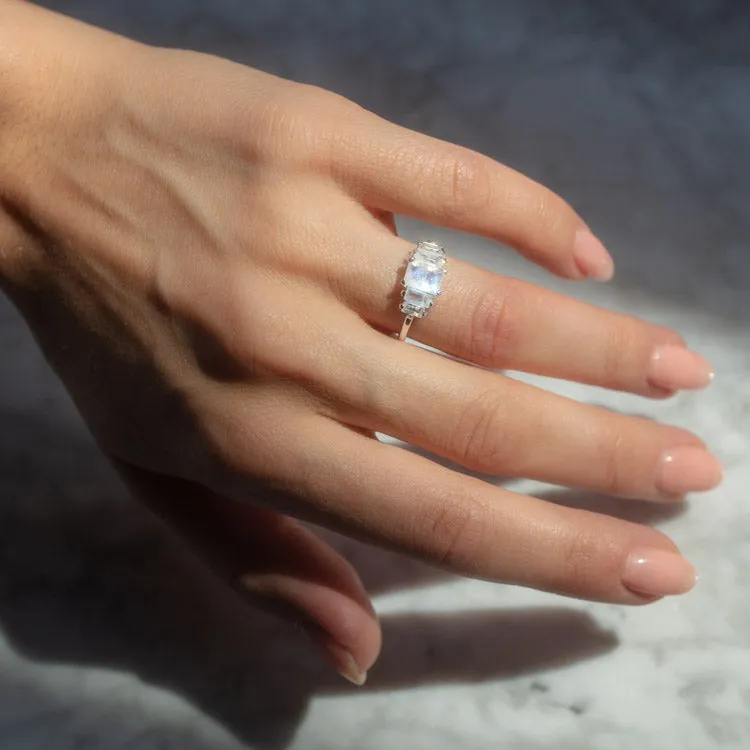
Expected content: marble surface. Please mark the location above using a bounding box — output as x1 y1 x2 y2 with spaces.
1 1 749 748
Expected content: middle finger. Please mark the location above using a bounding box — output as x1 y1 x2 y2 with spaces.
326 328 721 503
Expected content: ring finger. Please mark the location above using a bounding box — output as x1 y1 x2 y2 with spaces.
328 228 713 398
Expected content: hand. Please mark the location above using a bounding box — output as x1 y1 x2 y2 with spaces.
0 3 720 684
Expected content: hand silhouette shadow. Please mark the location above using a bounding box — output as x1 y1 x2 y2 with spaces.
0 408 621 750
331 608 617 693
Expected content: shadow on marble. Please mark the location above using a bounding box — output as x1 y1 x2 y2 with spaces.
0 408 620 749
345 607 618 694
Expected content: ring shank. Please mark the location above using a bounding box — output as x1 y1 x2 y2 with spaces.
398 315 414 341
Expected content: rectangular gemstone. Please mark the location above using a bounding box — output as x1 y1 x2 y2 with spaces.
418 242 444 259
404 263 443 294
401 288 430 317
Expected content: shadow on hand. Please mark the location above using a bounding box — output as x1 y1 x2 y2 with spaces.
0 408 620 749
537 486 688 525
391 437 519 484
384 437 686 525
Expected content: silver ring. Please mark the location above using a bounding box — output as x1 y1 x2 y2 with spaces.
398 240 448 341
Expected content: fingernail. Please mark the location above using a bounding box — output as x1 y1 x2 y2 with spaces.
655 446 723 498
298 622 368 686
573 229 615 281
648 345 714 391
321 641 367 686
622 548 697 597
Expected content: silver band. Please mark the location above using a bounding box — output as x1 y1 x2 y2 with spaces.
397 241 447 341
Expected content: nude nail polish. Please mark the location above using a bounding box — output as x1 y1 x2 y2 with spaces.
656 446 723 498
649 345 714 391
573 229 615 281
322 641 368 686
299 622 368 686
622 548 697 597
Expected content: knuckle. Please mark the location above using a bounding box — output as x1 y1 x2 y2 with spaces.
250 83 352 163
655 325 686 349
168 272 262 381
600 431 630 496
453 388 509 470
439 149 493 223
601 327 630 386
421 494 490 572
559 526 602 594
240 92 297 156
464 279 520 365
214 285 262 371
528 187 575 235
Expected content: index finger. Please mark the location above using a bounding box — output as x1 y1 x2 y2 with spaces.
330 113 614 281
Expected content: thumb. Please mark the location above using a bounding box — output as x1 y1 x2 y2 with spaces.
111 458 381 686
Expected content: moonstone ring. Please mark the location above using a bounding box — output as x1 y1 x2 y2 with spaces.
397 240 448 341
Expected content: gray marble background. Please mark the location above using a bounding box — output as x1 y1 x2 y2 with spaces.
1 1 749 748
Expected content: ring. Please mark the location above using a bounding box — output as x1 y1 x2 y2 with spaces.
398 240 448 341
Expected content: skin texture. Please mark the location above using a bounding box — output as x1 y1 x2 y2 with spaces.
0 2 721 683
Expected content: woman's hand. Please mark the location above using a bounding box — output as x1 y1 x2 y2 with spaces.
0 2 720 684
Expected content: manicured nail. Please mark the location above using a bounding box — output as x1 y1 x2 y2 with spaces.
649 345 714 391
622 548 697 597
321 641 367 686
573 229 615 281
656 446 723 498
298 622 368 686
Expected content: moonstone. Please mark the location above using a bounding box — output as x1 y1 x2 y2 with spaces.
404 263 443 295
400 241 446 318
402 288 429 315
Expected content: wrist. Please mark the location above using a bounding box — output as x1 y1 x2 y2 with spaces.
0 2 34 168
0 2 36 281
0 2 138 282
